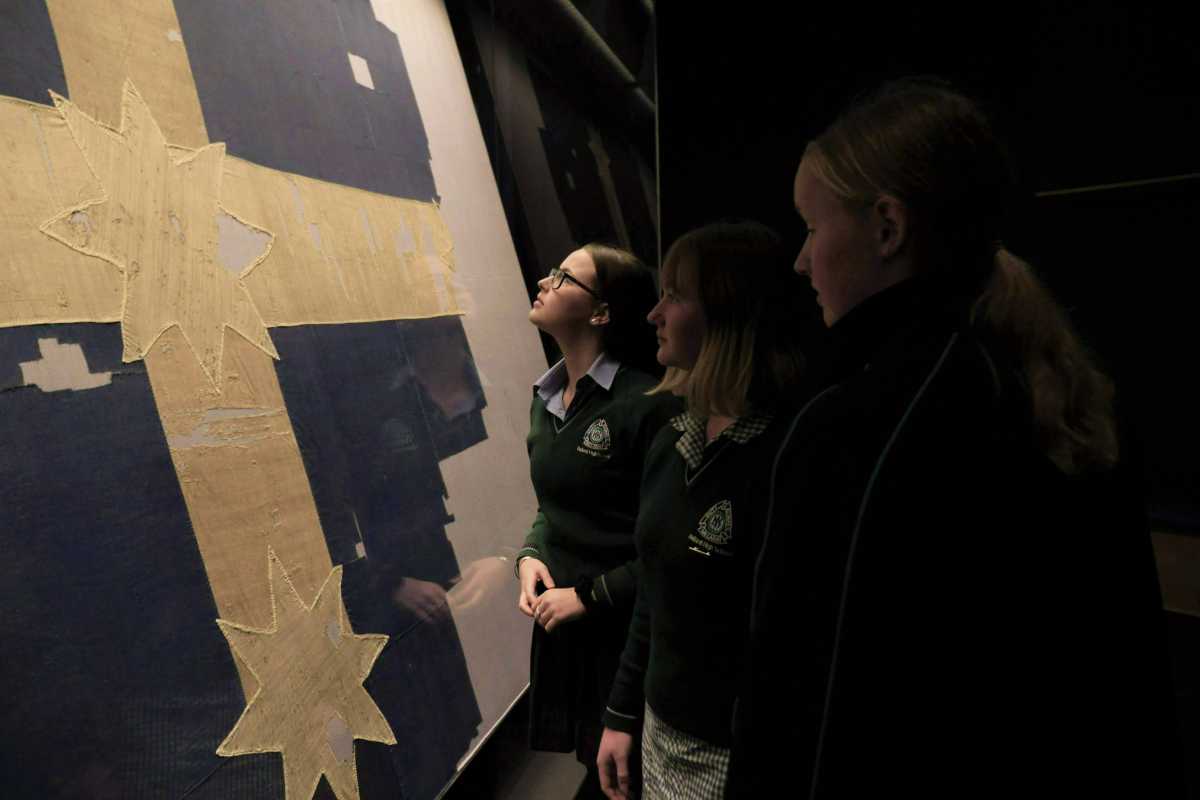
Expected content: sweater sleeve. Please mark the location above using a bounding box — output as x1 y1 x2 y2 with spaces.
585 393 681 614
637 391 683 458
515 509 550 577
517 394 550 575
589 559 637 611
589 392 679 609
601 398 679 729
602 564 650 732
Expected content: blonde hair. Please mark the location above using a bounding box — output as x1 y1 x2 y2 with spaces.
806 79 1117 473
651 221 806 418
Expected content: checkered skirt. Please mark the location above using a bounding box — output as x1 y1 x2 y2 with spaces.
641 703 731 799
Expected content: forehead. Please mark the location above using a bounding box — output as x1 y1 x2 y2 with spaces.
661 248 696 290
793 160 836 216
560 248 595 278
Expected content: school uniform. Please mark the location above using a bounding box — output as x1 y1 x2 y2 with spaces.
604 411 784 798
520 353 680 779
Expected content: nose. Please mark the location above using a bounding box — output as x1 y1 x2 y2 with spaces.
537 274 551 289
793 246 809 277
647 296 665 325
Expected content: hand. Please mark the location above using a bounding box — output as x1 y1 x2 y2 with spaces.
597 727 634 799
517 558 555 617
392 578 449 623
448 557 511 613
531 587 585 632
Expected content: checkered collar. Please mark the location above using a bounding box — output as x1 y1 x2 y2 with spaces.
670 411 773 470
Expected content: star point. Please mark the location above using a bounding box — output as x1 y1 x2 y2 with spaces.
40 80 276 389
216 549 395 800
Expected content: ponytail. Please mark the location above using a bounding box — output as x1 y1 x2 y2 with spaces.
809 79 1121 475
971 249 1119 474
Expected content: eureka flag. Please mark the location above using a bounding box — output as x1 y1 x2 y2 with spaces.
1 1 489 798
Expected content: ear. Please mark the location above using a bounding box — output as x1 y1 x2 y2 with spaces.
590 303 611 326
872 194 909 260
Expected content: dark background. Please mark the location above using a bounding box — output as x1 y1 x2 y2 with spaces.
652 8 1197 794
655 2 1200 538
447 2 1197 797
447 0 658 366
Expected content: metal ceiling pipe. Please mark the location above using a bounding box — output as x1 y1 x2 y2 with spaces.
476 0 656 158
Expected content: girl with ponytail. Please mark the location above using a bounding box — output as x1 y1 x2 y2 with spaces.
728 79 1178 798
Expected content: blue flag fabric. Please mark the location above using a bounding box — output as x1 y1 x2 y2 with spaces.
1 1 490 797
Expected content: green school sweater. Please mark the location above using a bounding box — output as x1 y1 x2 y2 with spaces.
519 366 680 610
603 412 782 745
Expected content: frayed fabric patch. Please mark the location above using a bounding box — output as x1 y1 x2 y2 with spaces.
144 324 335 701
217 548 396 800
0 96 123 328
41 80 278 389
45 0 210 148
223 156 466 328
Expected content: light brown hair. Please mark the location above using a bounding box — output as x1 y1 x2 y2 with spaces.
651 221 807 418
805 78 1117 473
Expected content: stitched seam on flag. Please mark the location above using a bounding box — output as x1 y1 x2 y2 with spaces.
40 83 279 388
216 548 396 798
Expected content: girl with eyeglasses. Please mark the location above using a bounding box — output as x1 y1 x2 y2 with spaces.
518 244 681 798
596 222 809 799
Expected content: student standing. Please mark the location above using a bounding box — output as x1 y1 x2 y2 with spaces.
518 244 679 798
728 79 1180 799
597 222 808 799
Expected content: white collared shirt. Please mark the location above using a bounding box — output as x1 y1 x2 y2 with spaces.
533 352 621 421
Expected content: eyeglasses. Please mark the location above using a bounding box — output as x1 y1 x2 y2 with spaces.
548 267 599 298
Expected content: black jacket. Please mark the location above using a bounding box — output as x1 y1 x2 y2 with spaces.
727 279 1181 798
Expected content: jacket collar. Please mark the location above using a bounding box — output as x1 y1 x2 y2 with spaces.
671 411 773 471
814 278 962 386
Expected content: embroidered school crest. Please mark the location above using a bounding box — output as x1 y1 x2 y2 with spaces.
696 499 733 546
581 418 612 453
